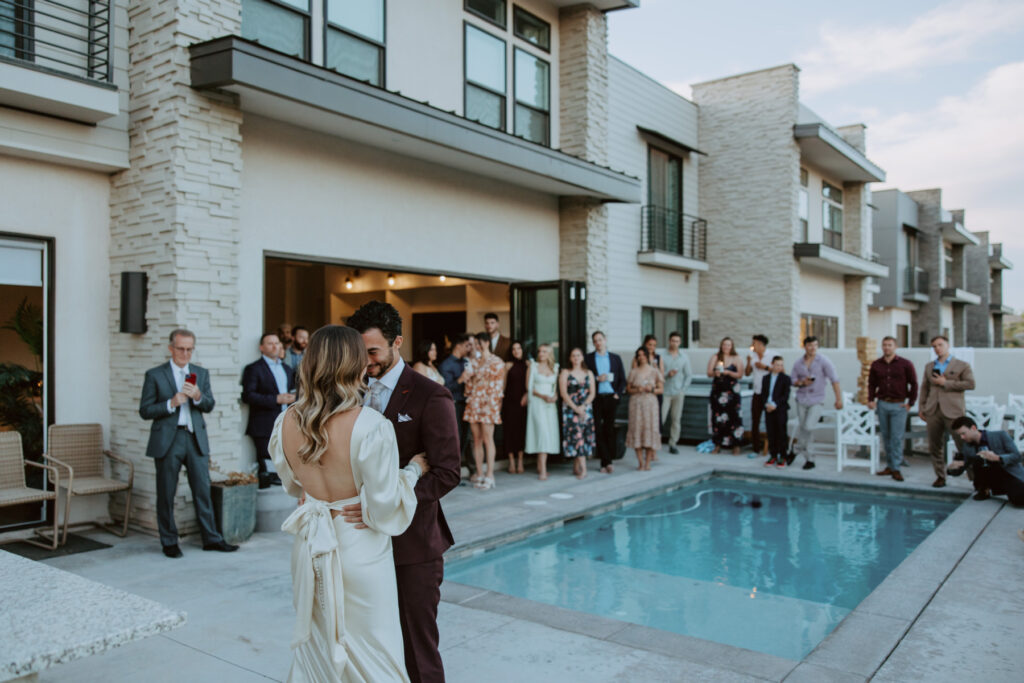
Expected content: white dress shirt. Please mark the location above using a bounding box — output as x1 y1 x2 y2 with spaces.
166 361 196 432
365 357 405 413
749 348 774 394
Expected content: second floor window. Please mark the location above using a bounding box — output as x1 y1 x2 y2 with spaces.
821 181 843 250
465 24 506 130
648 147 682 214
1 0 31 61
800 314 839 348
513 48 549 145
242 0 311 60
799 168 809 241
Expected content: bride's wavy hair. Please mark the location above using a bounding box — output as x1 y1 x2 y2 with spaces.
291 325 367 465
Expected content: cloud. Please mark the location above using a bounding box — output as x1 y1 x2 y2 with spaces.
799 0 1024 94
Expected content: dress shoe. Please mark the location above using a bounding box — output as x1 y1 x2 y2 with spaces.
668 446 679 454
802 461 816 470
973 490 991 501
892 471 904 482
876 468 894 476
162 544 183 558
203 541 239 552
932 477 946 488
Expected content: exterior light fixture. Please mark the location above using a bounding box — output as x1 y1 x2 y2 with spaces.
387 273 396 286
345 277 353 290
439 274 447 282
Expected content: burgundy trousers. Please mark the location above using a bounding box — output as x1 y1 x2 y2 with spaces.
395 557 445 683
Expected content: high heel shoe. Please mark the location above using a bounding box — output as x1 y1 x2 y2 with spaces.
480 476 495 490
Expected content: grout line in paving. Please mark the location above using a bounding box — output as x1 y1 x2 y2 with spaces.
160 633 282 681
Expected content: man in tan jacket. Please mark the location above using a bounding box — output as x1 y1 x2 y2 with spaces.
918 335 975 488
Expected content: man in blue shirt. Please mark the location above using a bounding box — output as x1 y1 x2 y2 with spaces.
241 333 296 488
439 334 474 476
585 331 627 474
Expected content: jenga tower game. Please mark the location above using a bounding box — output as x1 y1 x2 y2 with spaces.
855 337 877 404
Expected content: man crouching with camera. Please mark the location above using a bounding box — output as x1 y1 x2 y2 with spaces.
949 415 1024 505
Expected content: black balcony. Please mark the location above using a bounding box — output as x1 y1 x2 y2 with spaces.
640 206 707 261
0 0 111 82
903 266 929 300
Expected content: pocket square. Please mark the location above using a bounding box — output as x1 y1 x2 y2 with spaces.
397 413 413 423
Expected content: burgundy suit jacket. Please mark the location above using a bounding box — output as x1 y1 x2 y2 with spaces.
384 365 461 565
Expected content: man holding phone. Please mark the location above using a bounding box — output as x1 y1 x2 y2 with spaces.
242 332 297 488
585 331 627 474
919 335 975 488
139 329 237 558
949 416 1024 504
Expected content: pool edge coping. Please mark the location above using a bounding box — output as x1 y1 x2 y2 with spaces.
441 466 983 682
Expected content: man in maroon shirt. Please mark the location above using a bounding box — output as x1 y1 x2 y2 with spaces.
867 336 919 481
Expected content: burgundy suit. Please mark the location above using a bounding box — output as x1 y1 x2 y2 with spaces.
383 365 460 683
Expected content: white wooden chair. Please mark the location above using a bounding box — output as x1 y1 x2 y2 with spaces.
835 398 879 474
1008 394 1024 452
787 393 847 460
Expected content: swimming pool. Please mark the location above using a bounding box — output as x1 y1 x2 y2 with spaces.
446 477 958 660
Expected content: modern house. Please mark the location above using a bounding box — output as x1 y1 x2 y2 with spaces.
692 64 888 349
966 232 1014 347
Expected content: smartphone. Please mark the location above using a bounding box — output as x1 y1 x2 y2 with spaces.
185 372 196 385
931 368 941 376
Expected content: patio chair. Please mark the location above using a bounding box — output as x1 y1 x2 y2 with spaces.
44 424 133 544
786 393 847 459
1008 394 1024 452
834 401 879 474
965 395 996 412
0 431 62 549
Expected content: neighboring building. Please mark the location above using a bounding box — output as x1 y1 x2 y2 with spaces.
869 188 925 347
692 65 888 349
966 232 1014 347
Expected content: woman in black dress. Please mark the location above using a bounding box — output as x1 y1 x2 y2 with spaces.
706 336 744 455
501 341 529 473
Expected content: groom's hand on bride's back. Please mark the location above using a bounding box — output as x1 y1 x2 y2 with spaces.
341 502 368 529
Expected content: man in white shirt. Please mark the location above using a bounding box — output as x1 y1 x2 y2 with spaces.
661 332 693 454
483 312 511 361
744 334 773 456
139 329 237 558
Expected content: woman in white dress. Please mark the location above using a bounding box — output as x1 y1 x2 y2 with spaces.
270 325 429 683
525 343 560 480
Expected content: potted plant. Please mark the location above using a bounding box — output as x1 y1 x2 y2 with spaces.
210 469 257 544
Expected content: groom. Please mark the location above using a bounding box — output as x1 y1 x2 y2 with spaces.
344 301 461 682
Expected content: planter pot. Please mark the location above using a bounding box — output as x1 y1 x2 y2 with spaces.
211 482 256 544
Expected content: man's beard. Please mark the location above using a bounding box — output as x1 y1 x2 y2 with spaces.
293 341 307 352
366 346 396 378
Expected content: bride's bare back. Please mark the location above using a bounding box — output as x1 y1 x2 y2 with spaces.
280 407 362 512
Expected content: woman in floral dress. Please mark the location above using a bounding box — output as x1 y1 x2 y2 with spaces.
559 347 596 479
465 332 506 490
626 347 663 470
706 336 744 455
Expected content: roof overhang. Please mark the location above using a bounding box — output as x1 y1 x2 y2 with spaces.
0 58 119 124
549 0 638 10
793 242 889 278
989 254 1013 270
990 303 1014 315
940 221 980 246
794 123 886 183
189 37 641 203
637 126 706 157
636 250 709 273
940 288 982 305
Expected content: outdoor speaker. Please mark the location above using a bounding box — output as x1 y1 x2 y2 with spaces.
120 271 147 334
692 320 700 342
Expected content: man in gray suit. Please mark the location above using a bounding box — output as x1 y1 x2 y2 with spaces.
139 329 238 558
950 416 1024 505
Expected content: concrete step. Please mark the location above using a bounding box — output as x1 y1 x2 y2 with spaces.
256 486 295 533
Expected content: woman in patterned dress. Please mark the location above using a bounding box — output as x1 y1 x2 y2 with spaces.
706 336 744 455
559 347 596 479
626 347 663 470
465 332 506 490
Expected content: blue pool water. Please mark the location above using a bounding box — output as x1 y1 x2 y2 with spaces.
446 477 957 660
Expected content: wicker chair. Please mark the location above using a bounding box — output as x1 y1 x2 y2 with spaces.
44 424 133 544
0 431 61 549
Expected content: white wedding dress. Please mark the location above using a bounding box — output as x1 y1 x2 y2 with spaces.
270 408 419 683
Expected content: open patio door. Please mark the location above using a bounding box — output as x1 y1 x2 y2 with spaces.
511 280 587 365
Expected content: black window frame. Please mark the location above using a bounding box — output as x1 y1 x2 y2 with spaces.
646 145 684 212
322 0 387 87
465 0 507 29
512 46 549 145
464 21 507 132
641 306 690 348
0 0 34 62
512 5 550 52
240 0 312 61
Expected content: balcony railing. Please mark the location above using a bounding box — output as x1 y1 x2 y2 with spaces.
0 0 111 82
904 266 929 295
640 206 707 261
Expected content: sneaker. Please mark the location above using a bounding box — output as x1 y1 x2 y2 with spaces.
747 451 759 459
669 446 679 454
775 458 786 468
764 457 777 467
802 461 816 470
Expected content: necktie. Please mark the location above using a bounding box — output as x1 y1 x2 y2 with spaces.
368 382 387 413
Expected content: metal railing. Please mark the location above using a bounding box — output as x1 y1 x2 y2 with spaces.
0 0 111 82
640 206 707 261
904 266 929 295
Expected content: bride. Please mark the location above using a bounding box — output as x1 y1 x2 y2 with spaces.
270 325 428 682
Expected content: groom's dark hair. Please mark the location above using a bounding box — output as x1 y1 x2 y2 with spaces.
347 300 403 344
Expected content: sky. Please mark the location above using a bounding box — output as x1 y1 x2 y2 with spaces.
608 0 1024 312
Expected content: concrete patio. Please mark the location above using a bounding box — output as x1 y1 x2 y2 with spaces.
16 445 1024 682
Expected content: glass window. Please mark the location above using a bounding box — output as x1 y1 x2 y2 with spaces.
800 168 808 187
822 181 843 204
800 314 839 348
327 0 384 42
642 307 689 348
466 0 506 28
513 6 550 51
821 180 843 250
0 1 30 60
326 29 383 85
513 48 549 144
242 0 310 60
798 189 809 241
465 24 506 130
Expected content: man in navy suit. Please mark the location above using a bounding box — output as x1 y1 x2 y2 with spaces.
950 416 1024 505
343 301 460 683
585 331 628 474
139 329 237 558
760 356 792 468
241 332 296 488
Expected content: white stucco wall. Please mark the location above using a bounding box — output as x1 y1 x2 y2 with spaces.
799 268 846 342
868 307 914 346
605 57 700 347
